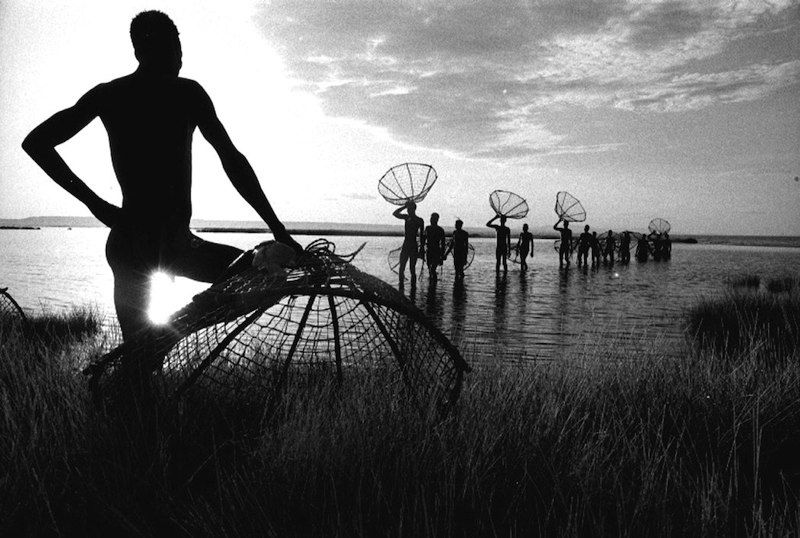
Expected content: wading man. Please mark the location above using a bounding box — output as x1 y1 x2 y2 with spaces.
22 11 300 344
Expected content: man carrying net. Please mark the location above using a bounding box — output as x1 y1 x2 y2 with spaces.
22 11 301 348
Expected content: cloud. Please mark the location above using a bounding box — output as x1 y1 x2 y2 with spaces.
255 0 799 159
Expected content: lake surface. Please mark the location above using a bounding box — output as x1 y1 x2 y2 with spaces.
2 228 799 361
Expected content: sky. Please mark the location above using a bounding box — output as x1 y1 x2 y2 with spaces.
1 0 798 235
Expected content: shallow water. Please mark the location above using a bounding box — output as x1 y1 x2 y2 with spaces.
1 228 799 361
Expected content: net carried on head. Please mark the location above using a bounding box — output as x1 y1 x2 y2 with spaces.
378 163 438 205
489 190 529 219
648 218 671 235
554 191 586 222
85 240 470 415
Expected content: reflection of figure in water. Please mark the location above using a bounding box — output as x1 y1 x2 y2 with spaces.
663 232 672 260
603 230 616 264
444 219 470 279
487 214 511 272
553 218 572 268
516 223 534 271
21 11 300 346
636 234 650 262
393 201 424 287
619 231 631 264
422 212 446 279
590 231 601 267
577 225 591 267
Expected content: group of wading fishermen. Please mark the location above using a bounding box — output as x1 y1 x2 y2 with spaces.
555 220 671 268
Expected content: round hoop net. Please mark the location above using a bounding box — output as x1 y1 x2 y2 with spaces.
0 287 27 338
378 163 438 205
553 239 576 256
85 240 470 415
648 218 671 235
554 191 586 222
489 190 529 219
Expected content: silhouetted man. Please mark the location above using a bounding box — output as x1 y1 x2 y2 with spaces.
422 212 446 279
553 218 572 268
393 200 424 287
516 223 534 271
22 11 300 343
444 218 469 279
487 214 511 272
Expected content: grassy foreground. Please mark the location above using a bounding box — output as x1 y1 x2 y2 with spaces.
2 291 800 537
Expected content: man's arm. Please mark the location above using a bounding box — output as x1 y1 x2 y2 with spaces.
486 215 499 228
193 83 300 251
553 218 563 231
392 206 408 220
21 86 120 227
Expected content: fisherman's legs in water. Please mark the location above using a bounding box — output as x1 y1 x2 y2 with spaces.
559 245 570 268
495 247 507 272
519 246 529 270
399 241 418 286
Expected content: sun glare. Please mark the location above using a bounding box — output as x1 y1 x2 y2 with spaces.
148 271 182 325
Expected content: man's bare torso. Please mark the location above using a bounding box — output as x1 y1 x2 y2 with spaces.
94 73 207 229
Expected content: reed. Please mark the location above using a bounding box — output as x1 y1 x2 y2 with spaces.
2 306 800 536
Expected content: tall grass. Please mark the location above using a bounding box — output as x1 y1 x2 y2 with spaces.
687 274 800 359
2 307 800 536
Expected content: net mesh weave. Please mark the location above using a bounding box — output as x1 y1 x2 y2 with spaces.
648 218 671 235
555 191 586 222
0 287 27 334
489 190 529 219
378 163 438 205
85 240 470 413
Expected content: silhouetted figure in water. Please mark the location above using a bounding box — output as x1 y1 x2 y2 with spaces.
553 218 572 268
619 231 631 264
577 225 591 267
444 219 469 279
22 11 300 347
650 232 664 261
487 214 511 272
590 231 601 267
663 232 672 260
422 212 446 279
516 223 534 271
603 230 616 264
636 235 650 262
393 201 425 287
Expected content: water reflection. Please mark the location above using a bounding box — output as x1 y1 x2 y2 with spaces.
4 230 800 364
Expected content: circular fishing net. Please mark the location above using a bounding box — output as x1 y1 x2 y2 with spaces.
553 239 576 256
85 240 470 415
0 287 27 338
378 163 438 205
648 218 671 235
554 191 586 222
489 190 529 219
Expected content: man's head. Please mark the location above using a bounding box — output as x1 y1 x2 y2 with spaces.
406 200 417 214
455 219 463 230
500 215 507 225
563 220 569 228
523 223 528 232
131 11 182 76
584 225 590 232
430 212 439 225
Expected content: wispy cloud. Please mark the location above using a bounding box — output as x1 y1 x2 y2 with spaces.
256 0 799 159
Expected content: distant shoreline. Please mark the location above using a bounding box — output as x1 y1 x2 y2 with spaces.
3 223 800 248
